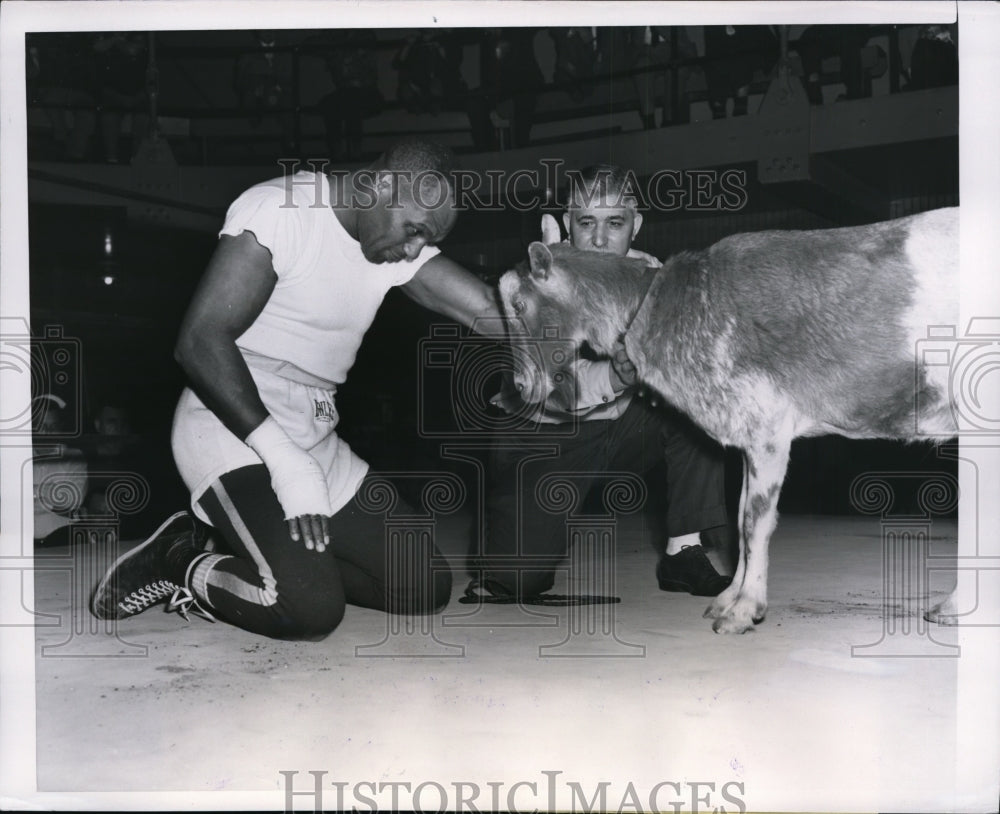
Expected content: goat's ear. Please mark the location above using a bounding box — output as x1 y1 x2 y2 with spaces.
528 242 553 281
540 213 561 245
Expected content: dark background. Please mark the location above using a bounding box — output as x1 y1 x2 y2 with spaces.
25 24 960 530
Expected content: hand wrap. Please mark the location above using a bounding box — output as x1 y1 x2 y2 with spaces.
245 417 332 520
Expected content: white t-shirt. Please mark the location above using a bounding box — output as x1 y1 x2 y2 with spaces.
223 171 440 384
172 171 439 522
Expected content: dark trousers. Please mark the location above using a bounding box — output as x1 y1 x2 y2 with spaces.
480 398 729 596
196 467 452 641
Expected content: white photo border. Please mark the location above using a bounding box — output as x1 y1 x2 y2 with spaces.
2 1 997 811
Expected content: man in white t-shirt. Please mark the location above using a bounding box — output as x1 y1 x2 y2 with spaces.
91 140 501 640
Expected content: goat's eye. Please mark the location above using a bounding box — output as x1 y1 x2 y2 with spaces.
513 299 526 315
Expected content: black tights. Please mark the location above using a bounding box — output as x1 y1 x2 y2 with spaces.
195 467 452 641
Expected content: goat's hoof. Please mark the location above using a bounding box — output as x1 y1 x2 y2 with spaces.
924 604 959 626
925 589 959 626
711 597 767 633
703 592 737 619
712 614 756 634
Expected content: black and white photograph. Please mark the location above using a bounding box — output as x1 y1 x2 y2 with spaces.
1 1 998 811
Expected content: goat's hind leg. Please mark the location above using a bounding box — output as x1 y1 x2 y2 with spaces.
923 445 960 626
925 587 959 626
705 452 750 620
710 433 793 634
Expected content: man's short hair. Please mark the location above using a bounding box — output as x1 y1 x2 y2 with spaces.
380 138 456 176
566 164 638 211
377 139 456 204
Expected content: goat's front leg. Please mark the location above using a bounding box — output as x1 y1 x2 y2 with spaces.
710 429 793 634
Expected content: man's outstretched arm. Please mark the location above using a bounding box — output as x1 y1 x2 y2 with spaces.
401 254 508 338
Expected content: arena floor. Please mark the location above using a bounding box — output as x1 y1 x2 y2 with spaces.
28 513 976 811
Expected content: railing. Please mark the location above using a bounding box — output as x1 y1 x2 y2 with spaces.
26 24 942 165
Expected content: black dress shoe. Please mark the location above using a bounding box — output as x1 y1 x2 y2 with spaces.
656 545 732 597
461 577 515 602
457 577 620 606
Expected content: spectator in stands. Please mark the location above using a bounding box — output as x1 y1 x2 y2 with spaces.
438 33 469 106
549 28 599 102
906 24 958 91
32 395 88 546
83 402 165 540
631 26 698 127
92 32 149 163
234 30 298 156
84 403 135 514
313 30 384 162
27 33 97 161
593 28 631 79
393 32 452 116
703 25 779 118
468 28 543 150
794 25 876 105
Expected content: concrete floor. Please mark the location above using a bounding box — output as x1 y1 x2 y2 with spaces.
28 512 978 811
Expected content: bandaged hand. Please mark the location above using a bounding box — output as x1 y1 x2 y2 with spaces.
246 416 332 552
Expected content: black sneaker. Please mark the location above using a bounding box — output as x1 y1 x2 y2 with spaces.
656 545 732 597
90 511 215 622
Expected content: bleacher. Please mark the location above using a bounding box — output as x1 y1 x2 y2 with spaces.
25 25 933 166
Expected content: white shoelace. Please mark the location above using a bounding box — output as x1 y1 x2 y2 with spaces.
118 580 178 614
117 580 216 623
167 586 216 623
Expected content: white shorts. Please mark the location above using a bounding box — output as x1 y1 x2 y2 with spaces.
171 352 369 525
